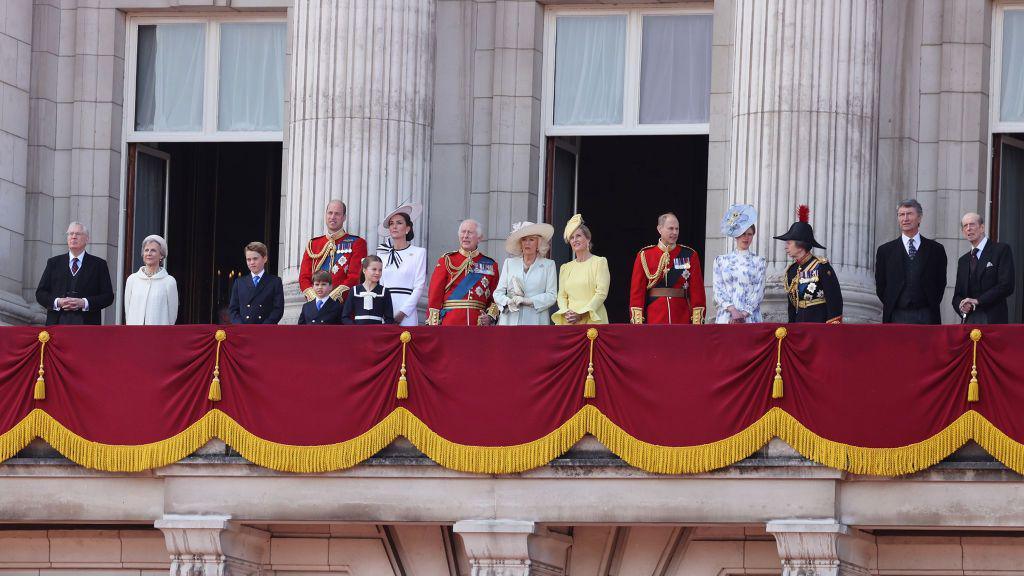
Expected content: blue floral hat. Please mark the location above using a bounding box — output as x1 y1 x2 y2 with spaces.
720 204 758 238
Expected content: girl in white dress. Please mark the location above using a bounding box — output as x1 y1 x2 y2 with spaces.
493 221 558 326
376 203 427 326
713 204 767 324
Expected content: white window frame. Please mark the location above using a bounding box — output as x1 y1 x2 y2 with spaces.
542 5 713 137
991 3 1024 133
125 13 287 143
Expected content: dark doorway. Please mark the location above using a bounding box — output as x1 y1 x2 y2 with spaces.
546 135 708 324
125 142 282 324
992 133 1024 323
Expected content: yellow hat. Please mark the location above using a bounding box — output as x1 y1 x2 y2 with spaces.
563 214 584 243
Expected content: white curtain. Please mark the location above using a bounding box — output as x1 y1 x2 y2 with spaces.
1002 11 1024 123
218 23 287 131
553 15 627 126
135 24 205 132
639 15 712 125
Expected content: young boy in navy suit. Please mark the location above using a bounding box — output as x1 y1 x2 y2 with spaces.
228 241 284 324
298 270 343 325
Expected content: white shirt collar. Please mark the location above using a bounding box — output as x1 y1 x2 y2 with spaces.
68 250 86 260
902 232 921 254
316 297 327 306
251 270 264 280
973 236 988 256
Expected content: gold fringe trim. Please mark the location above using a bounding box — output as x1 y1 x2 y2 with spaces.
2 407 1024 476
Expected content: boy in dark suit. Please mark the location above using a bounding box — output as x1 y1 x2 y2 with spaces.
298 270 343 324
35 222 114 325
228 241 284 324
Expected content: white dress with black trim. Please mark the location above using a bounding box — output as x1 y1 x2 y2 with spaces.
376 240 427 326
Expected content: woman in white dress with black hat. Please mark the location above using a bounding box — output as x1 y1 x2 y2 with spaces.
376 202 427 326
493 221 558 326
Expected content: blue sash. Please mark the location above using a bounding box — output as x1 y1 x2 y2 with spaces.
439 258 494 319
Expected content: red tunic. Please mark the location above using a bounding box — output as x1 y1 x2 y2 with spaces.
629 242 706 324
298 231 367 302
426 249 500 326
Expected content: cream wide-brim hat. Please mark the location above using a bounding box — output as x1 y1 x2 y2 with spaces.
379 202 423 236
505 221 555 256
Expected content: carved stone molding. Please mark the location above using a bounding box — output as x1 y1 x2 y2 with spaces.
767 519 873 576
154 515 270 576
454 519 572 576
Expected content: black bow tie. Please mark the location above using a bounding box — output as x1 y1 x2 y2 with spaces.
379 239 402 268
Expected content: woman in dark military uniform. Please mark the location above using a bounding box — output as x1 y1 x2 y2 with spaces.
774 206 843 324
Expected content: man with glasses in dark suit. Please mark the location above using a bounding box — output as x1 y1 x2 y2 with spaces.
953 212 1015 324
35 222 114 325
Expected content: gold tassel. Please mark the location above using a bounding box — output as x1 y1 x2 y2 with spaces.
209 330 226 402
397 331 411 399
584 328 598 399
968 328 982 403
34 331 50 400
772 327 787 399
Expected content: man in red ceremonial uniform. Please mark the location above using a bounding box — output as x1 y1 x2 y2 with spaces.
629 212 707 324
427 219 500 326
299 199 368 303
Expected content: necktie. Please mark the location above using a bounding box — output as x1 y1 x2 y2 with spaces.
71 257 79 276
907 238 916 260
253 275 260 287
316 300 323 310
970 248 979 274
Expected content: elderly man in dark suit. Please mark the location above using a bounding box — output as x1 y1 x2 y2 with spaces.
875 199 948 324
228 241 284 324
952 212 1015 324
35 222 115 325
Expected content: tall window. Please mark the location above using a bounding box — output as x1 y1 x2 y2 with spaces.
998 9 1024 126
128 17 287 141
544 8 712 135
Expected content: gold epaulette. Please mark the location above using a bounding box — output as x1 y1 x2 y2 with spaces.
302 287 317 302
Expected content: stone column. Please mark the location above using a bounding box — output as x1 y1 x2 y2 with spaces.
0 0 37 324
767 519 874 576
155 515 270 576
729 0 883 323
281 0 435 317
454 519 572 576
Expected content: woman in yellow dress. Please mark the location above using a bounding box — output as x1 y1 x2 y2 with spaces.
552 214 610 325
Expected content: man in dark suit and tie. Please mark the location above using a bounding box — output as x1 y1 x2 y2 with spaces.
228 241 284 324
874 199 948 324
952 212 1015 324
35 222 115 325
298 270 343 324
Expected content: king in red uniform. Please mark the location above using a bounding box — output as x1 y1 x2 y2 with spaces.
299 199 368 303
427 219 500 326
629 212 707 324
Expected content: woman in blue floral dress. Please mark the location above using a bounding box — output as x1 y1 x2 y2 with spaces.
713 204 767 324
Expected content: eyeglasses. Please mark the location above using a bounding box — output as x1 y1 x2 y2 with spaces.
66 232 85 237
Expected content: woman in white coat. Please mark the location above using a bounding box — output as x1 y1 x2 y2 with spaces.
376 203 427 326
124 234 179 325
494 221 558 326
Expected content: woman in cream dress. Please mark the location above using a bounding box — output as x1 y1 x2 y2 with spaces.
493 221 558 325
124 234 178 325
552 214 610 325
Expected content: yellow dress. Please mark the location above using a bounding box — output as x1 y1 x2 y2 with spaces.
551 255 610 325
